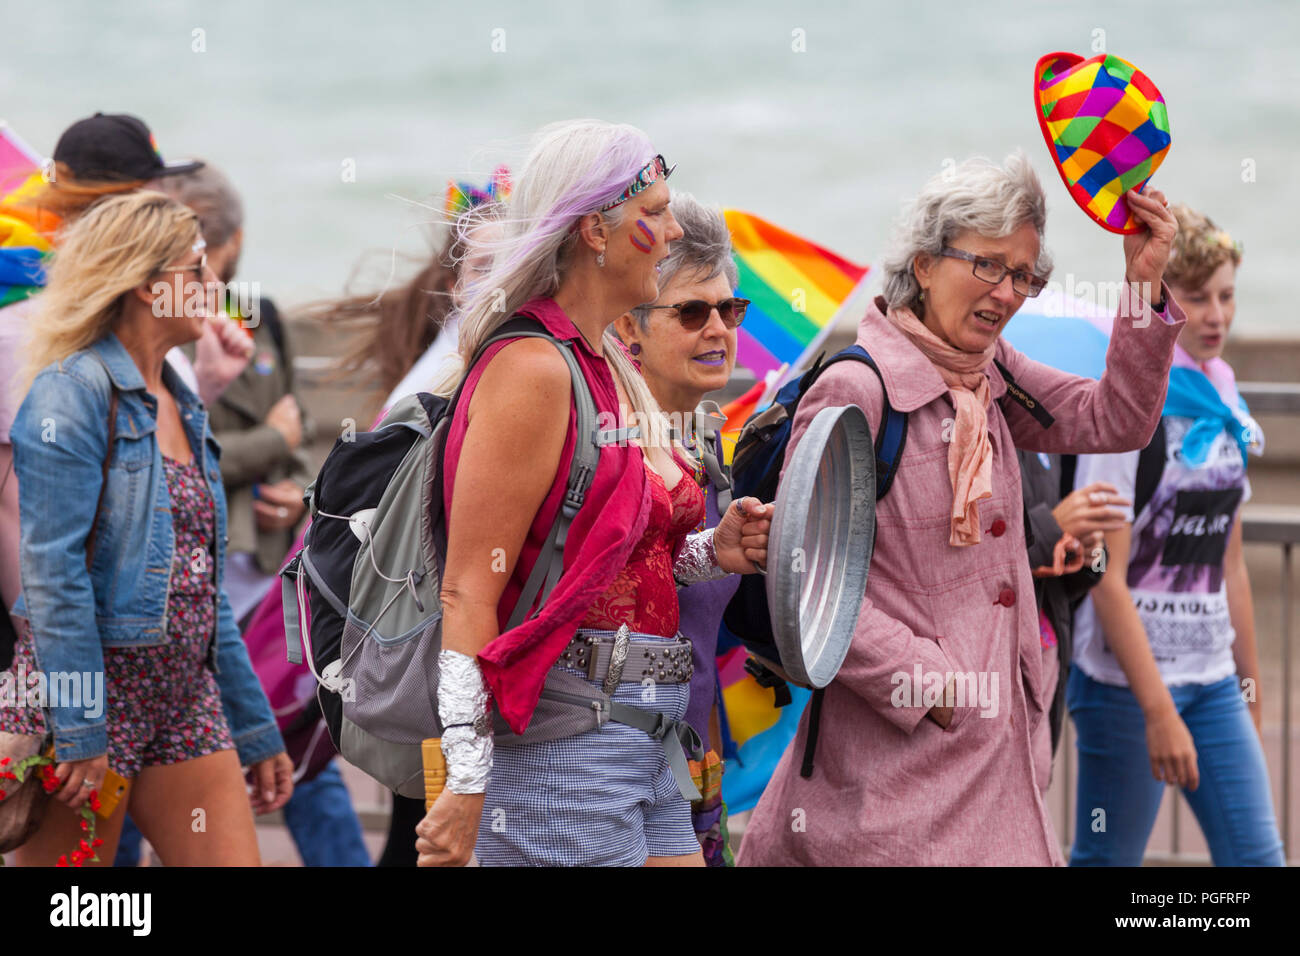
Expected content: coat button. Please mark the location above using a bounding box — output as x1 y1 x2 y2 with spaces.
990 519 1006 537
996 587 1016 607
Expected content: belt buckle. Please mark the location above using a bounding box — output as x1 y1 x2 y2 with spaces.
601 624 631 695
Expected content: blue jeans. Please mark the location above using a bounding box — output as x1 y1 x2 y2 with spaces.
1067 669 1284 866
282 760 372 866
113 760 371 866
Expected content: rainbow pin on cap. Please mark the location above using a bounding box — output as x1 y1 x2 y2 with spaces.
1034 52 1171 234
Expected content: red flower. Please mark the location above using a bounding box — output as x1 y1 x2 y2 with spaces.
88 793 102 812
56 855 68 867
92 838 104 848
0 756 9 765
80 818 89 831
79 838 91 854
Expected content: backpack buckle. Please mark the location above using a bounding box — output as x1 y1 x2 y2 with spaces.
590 699 609 731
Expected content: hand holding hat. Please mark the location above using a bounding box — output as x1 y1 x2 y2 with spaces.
1122 185 1178 298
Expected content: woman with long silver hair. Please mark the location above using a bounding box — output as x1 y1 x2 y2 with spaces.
415 120 772 867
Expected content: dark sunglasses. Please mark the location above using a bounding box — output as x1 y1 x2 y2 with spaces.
645 296 749 330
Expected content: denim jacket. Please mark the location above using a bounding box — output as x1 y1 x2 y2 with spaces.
11 333 285 766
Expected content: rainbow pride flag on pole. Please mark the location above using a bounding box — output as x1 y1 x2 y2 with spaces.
724 209 870 391
0 121 55 308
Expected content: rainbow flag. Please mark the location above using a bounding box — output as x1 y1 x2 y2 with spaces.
724 209 869 384
0 122 54 308
717 644 812 812
716 380 764 465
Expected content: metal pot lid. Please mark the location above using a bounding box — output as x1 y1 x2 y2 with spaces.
764 404 876 688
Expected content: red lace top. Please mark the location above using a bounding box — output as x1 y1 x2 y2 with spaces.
580 466 705 637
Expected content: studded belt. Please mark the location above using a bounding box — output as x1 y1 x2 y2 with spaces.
557 627 694 694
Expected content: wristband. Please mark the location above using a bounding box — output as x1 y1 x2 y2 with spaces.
437 649 493 794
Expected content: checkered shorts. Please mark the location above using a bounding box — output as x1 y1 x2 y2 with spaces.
474 635 698 867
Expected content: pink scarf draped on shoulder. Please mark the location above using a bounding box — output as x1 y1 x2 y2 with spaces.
885 305 996 547
441 297 650 733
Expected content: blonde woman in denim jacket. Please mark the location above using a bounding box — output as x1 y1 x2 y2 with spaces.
2 192 290 866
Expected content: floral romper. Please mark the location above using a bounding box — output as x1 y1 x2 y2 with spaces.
1 456 235 778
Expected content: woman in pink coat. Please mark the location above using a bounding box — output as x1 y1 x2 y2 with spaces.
738 153 1182 866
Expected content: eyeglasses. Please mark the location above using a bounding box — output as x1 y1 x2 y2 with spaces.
600 154 676 211
940 247 1047 297
157 253 209 279
645 297 749 330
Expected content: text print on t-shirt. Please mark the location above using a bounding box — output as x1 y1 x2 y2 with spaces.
1161 487 1243 567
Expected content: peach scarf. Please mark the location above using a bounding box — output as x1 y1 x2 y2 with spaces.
885 306 996 546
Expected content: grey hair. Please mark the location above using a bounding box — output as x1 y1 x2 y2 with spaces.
632 191 738 331
154 161 244 248
881 151 1053 312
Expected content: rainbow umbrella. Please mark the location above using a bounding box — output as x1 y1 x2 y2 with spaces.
0 121 54 308
724 209 870 390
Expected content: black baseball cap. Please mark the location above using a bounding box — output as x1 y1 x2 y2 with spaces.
52 112 204 182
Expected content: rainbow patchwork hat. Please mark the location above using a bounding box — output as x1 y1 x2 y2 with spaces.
1034 52 1171 234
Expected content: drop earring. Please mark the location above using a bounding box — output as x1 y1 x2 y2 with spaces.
629 343 641 355
596 251 606 268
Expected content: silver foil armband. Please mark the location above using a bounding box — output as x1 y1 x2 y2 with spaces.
674 528 731 585
437 649 493 794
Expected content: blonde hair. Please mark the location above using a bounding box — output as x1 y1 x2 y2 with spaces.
432 119 674 448
1166 203 1242 291
22 190 200 390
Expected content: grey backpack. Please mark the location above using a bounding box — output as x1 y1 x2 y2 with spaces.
281 316 702 800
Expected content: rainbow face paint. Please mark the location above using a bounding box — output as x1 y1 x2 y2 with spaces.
630 219 655 254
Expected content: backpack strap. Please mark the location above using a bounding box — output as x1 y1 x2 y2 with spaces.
459 317 604 632
695 402 732 514
1132 418 1167 522
993 358 1054 429
792 345 906 780
503 336 600 630
808 344 908 502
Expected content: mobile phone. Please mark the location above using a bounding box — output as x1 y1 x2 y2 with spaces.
95 768 129 819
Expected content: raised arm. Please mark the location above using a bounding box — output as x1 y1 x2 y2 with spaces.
1001 187 1186 455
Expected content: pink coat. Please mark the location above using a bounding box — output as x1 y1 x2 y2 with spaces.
738 288 1185 866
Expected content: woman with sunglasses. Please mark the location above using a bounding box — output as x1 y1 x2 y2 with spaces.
613 192 747 866
413 121 771 867
3 191 290 866
739 152 1184 866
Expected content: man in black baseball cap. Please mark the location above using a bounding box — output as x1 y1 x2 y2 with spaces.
52 112 203 182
